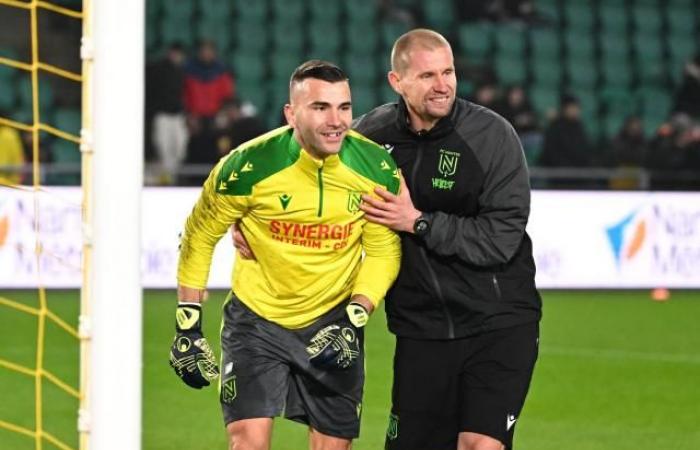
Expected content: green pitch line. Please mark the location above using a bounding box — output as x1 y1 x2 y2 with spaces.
1 290 699 449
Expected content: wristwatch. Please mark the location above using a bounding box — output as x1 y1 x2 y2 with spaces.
413 213 431 237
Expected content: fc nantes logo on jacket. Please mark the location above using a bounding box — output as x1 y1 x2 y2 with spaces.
438 149 460 177
347 191 363 213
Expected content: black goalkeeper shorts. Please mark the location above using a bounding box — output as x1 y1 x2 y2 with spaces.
219 292 364 439
385 322 539 450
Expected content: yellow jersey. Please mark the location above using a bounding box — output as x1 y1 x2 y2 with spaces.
178 126 401 328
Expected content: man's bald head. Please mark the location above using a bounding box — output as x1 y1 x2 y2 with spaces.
390 28 452 75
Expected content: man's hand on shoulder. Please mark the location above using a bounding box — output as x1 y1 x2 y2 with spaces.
360 173 421 233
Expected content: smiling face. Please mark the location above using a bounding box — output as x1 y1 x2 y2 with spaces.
389 45 457 132
284 78 352 160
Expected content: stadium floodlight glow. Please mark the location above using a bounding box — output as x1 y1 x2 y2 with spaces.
84 0 144 449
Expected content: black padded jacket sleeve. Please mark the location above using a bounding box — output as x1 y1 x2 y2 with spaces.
423 121 531 267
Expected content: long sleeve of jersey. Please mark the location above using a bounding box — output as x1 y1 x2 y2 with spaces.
352 220 401 306
178 159 248 289
177 127 402 328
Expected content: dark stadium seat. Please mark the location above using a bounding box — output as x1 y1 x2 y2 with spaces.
495 55 528 85
494 24 527 57
529 84 559 117
235 78 269 114
271 0 304 22
198 0 233 22
458 22 494 63
344 52 379 84
563 2 594 32
159 15 194 48
632 4 663 35
271 20 305 53
536 0 562 27
54 108 81 136
229 51 267 80
0 77 15 112
197 18 231 55
350 82 377 116
233 21 269 53
531 58 563 86
269 50 303 80
345 0 379 24
236 0 268 22
345 22 378 54
307 21 342 57
598 3 629 35
421 0 455 30
161 0 194 22
309 0 342 22
529 28 560 60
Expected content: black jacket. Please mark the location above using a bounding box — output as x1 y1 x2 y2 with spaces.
353 98 541 339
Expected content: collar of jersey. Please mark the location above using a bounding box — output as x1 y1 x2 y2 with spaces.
290 137 341 171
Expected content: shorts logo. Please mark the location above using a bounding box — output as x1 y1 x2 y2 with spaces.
386 413 399 440
347 191 362 213
221 376 237 404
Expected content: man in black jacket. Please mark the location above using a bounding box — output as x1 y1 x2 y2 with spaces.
355 29 541 450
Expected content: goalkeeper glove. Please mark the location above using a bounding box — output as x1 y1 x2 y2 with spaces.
306 302 369 371
169 303 219 389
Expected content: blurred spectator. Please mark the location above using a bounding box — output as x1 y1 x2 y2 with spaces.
459 0 536 22
184 40 235 120
183 40 235 180
379 0 417 27
610 116 647 167
647 114 700 171
146 42 188 185
0 122 25 185
470 83 499 111
672 53 700 120
540 94 591 167
608 116 647 189
497 85 542 164
214 99 266 157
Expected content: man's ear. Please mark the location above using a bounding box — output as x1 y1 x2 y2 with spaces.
283 103 295 127
388 71 402 96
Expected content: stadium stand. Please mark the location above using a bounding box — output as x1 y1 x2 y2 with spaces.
2 0 699 188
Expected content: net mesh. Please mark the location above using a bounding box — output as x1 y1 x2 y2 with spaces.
0 1 84 449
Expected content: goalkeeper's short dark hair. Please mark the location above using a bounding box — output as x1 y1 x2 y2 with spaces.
290 60 348 89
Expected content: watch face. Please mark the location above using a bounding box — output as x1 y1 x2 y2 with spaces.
415 219 429 235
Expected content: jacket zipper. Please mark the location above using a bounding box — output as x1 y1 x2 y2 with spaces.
492 274 502 300
412 139 455 339
317 166 324 217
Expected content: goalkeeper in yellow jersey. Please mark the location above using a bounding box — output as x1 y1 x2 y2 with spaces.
169 60 401 449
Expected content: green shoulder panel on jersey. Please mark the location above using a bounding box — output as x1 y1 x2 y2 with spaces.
216 126 300 195
340 130 400 194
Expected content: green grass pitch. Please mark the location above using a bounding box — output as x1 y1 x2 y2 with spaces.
1 290 699 449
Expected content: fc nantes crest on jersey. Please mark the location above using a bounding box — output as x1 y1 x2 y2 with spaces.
178 126 401 329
